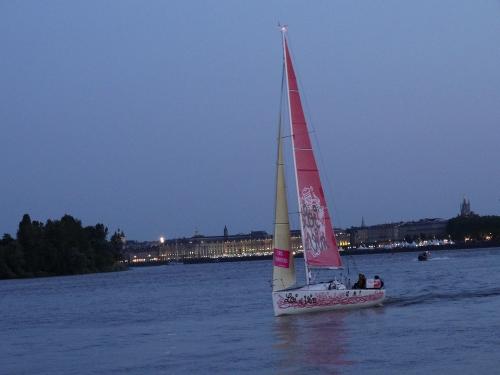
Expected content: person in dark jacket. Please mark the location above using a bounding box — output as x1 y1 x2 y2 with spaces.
353 273 366 289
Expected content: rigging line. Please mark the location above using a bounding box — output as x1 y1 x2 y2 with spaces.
348 253 359 274
314 132 343 228
280 52 300 233
273 54 286 230
305 100 343 230
280 75 299 231
282 34 299 233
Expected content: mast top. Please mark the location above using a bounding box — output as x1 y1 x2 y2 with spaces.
278 23 288 34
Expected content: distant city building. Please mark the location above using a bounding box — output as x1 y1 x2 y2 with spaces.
398 218 448 241
155 229 303 261
126 198 476 261
460 197 472 217
335 228 351 248
348 218 448 246
125 227 352 262
350 223 399 245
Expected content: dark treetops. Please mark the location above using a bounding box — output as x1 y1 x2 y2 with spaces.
447 215 500 242
0 214 125 279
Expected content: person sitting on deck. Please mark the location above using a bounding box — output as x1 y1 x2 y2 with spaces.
353 273 366 289
374 275 384 289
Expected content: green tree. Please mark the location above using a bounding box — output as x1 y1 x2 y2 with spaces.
1 214 127 279
447 215 500 241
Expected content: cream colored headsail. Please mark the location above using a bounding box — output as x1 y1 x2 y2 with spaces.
272 127 296 291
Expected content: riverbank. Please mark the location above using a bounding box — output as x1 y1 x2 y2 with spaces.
0 262 129 280
342 241 500 256
127 241 500 266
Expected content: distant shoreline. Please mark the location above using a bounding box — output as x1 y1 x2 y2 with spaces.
341 241 500 256
128 241 500 266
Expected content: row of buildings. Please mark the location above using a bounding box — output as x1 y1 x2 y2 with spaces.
126 229 301 263
349 218 448 245
125 218 449 263
125 198 473 263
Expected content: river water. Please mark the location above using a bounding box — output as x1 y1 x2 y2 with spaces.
1 248 500 374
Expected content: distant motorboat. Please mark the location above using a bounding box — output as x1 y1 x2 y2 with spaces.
418 251 431 261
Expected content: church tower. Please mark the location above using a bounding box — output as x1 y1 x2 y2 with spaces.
460 197 471 217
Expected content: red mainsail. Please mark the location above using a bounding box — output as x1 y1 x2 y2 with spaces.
284 38 342 269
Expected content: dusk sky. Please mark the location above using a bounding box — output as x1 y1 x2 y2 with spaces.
1 1 499 241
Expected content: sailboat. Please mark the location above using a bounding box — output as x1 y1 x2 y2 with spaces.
272 26 386 316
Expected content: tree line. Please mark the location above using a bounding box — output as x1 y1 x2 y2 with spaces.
0 214 125 279
447 214 500 241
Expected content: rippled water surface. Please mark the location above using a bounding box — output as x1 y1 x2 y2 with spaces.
1 248 500 374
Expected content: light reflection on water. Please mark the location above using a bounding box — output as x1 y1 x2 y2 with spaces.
1 248 500 374
274 311 354 374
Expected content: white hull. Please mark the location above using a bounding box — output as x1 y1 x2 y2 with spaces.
272 283 386 316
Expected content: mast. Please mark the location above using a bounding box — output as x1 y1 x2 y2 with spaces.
280 25 311 284
280 26 342 281
272 39 296 291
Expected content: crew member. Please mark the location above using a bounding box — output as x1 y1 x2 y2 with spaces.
353 273 366 289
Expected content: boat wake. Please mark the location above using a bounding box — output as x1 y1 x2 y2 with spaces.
386 288 500 307
412 256 449 262
429 256 450 261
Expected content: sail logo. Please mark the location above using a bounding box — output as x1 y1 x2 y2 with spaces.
273 248 290 268
300 186 327 257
